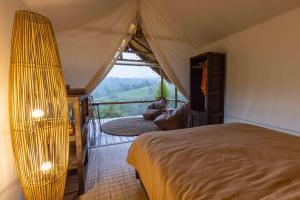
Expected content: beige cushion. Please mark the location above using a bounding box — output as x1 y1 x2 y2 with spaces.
148 98 167 110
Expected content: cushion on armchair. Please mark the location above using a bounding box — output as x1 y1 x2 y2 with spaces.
142 109 162 120
148 98 167 110
154 103 190 130
143 98 168 120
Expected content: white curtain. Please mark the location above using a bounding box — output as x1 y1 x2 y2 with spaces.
55 0 138 92
139 0 198 98
51 0 199 97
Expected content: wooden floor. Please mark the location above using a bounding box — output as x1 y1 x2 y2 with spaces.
89 118 137 148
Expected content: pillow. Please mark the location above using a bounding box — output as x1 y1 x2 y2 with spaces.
148 98 167 110
153 99 167 110
142 109 162 120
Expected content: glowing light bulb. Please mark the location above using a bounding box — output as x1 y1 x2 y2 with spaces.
32 109 44 119
40 161 52 172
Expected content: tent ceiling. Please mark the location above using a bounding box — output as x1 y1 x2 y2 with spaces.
126 24 170 82
128 41 166 82
156 0 300 48
23 0 300 40
22 0 127 31
21 0 300 90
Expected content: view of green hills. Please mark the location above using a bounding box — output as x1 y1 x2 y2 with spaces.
91 77 185 118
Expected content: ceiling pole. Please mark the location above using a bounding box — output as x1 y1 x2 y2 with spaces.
114 63 160 67
117 59 158 64
124 50 153 55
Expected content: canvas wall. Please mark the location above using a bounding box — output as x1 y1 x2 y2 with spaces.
18 0 300 98
199 7 300 136
0 0 27 199
1 1 300 199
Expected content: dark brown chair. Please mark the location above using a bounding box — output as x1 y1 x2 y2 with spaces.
154 103 190 130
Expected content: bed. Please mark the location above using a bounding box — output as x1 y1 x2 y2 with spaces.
127 123 300 200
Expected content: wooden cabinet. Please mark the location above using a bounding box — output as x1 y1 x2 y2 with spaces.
64 95 89 199
190 52 225 127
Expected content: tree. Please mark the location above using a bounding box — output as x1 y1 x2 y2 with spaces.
155 81 170 99
100 105 122 118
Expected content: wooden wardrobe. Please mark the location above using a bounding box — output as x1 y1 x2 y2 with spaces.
189 52 225 127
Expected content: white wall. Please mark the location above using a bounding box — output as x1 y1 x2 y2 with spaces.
199 7 300 136
0 0 28 199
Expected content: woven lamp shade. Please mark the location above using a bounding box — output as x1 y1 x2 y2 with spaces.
9 11 69 200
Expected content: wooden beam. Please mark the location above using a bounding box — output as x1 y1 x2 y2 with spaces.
167 99 185 103
131 38 153 53
160 68 164 98
72 97 85 195
92 100 156 106
124 50 153 55
175 87 178 108
92 99 186 106
117 58 158 64
115 62 160 68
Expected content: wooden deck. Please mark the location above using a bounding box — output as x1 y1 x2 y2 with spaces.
88 118 137 148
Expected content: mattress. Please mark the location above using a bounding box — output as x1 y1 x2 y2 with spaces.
127 123 300 200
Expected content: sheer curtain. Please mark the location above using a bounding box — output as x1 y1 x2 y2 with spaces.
57 0 198 98
139 0 198 98
56 0 138 92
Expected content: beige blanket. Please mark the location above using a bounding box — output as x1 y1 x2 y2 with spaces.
127 123 300 200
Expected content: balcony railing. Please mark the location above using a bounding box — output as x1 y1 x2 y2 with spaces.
91 98 186 120
88 99 186 147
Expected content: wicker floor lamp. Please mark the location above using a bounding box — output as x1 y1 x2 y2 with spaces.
9 11 69 200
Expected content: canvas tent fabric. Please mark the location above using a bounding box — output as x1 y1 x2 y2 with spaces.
127 25 170 83
18 0 300 134
54 0 197 97
139 0 197 98
21 0 300 97
56 0 137 92
3 1 300 200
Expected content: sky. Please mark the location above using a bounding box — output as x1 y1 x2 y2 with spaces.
107 52 160 78
107 65 159 78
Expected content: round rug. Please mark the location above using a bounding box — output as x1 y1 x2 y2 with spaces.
102 117 161 136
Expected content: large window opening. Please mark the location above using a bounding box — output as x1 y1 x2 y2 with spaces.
88 23 187 148
91 52 186 119
91 23 187 119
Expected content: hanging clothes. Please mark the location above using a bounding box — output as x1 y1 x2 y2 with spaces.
201 62 207 96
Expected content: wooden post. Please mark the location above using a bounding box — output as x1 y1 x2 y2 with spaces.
175 87 178 108
96 105 102 132
73 98 85 195
160 68 164 98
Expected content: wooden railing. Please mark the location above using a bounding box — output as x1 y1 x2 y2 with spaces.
90 99 186 131
91 99 185 118
91 100 156 106
91 99 185 107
